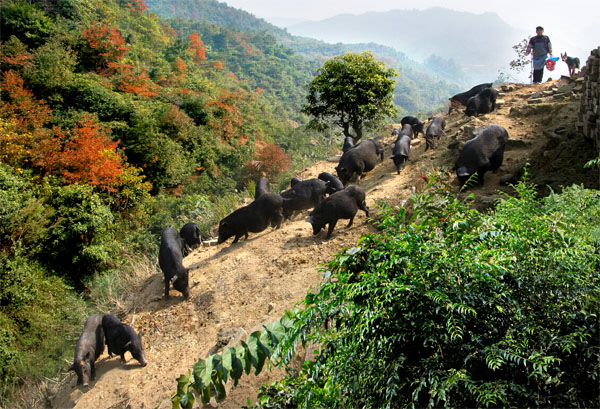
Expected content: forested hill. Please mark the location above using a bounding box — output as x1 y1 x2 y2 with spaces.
145 0 462 114
0 0 332 402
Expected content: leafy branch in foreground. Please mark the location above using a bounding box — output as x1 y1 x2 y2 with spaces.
170 315 293 408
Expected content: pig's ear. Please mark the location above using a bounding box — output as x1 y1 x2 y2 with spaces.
305 216 313 223
124 341 132 348
68 364 75 371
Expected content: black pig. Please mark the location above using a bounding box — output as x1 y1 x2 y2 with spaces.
254 177 270 199
400 116 424 137
281 178 328 220
217 193 283 244
179 222 201 257
336 138 384 185
465 87 498 117
159 227 190 299
306 185 369 239
448 83 493 113
318 172 345 194
102 314 147 367
454 124 509 186
424 117 446 150
342 136 355 153
69 314 105 387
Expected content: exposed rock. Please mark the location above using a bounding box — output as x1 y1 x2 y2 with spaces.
506 139 529 149
527 98 544 104
499 174 517 185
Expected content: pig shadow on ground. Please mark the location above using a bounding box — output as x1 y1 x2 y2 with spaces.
74 356 140 388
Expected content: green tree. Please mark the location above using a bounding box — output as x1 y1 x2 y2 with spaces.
302 51 397 143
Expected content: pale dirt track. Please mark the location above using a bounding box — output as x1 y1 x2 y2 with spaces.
49 81 598 409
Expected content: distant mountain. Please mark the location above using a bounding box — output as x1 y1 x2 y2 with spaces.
146 0 463 114
288 7 528 83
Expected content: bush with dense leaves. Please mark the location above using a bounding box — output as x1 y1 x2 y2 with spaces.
251 170 600 408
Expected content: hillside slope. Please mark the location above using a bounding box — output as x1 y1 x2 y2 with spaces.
48 80 598 408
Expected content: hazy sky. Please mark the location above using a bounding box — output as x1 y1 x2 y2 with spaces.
222 0 599 54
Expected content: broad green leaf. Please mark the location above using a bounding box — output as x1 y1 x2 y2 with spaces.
230 347 243 385
213 377 226 400
247 331 266 375
222 347 234 383
237 342 251 375
265 320 285 343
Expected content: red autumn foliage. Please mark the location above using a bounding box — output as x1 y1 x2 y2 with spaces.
160 105 194 141
243 144 291 181
124 0 147 13
225 72 239 81
173 57 187 74
206 89 245 141
0 70 52 133
115 64 160 97
256 87 263 96
83 21 129 72
0 42 32 71
213 60 224 70
188 32 207 63
34 117 127 192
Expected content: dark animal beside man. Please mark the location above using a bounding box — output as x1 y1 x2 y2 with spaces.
390 124 412 174
318 172 345 194
342 136 355 153
179 222 202 257
453 124 509 187
69 314 105 387
217 193 283 244
280 178 328 220
560 52 580 77
424 117 446 151
254 177 270 199
159 227 190 299
465 87 498 117
448 83 493 113
336 138 384 185
101 314 147 367
400 116 424 137
306 185 369 239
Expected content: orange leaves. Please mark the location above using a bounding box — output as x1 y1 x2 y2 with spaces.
188 32 207 63
0 70 52 133
33 117 128 193
59 119 124 190
206 89 245 141
243 144 291 181
125 0 147 14
213 60 224 70
83 21 129 71
115 64 160 97
173 57 187 74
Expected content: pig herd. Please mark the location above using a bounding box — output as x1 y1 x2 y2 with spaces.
71 83 509 390
69 314 147 387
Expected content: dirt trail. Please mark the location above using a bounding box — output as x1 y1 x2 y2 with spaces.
49 81 598 409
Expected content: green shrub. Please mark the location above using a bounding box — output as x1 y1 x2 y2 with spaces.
256 170 600 408
0 252 88 402
40 182 118 283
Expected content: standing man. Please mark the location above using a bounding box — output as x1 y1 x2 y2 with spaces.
526 26 553 83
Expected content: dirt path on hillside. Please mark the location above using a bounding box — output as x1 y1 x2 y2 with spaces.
48 81 598 409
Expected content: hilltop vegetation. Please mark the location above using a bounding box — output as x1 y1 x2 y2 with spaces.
145 0 462 114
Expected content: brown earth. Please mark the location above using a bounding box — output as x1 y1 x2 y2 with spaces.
48 81 599 409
